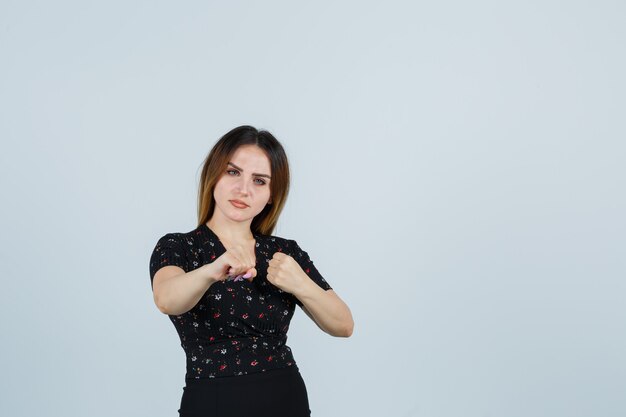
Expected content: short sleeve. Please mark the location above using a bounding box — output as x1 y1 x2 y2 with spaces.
289 239 332 307
149 233 189 291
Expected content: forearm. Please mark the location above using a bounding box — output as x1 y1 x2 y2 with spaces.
157 264 216 316
295 279 354 337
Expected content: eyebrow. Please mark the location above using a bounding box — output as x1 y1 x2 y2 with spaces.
228 162 272 179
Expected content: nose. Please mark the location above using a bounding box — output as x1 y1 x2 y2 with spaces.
236 175 250 196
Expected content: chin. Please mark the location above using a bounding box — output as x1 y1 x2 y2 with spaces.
223 205 260 221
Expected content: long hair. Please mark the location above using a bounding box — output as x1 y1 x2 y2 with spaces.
197 125 290 236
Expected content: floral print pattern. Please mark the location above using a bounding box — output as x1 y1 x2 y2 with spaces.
149 223 332 379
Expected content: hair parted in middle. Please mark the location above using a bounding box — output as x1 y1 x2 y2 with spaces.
197 125 290 236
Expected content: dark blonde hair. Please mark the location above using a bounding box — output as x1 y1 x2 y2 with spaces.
197 125 290 236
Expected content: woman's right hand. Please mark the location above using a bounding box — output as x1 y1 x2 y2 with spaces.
207 243 257 284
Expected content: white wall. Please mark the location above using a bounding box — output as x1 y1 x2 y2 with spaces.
1 1 624 416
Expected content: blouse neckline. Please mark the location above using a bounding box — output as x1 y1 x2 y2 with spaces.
201 223 261 249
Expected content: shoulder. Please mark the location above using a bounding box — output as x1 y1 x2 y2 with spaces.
149 230 198 280
155 232 184 245
155 226 203 249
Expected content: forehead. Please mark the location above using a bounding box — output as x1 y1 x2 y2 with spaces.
230 145 271 170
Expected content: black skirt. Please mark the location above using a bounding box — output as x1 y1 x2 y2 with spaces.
178 365 312 417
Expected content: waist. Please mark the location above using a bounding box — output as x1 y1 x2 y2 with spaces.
185 363 300 385
186 334 286 348
184 342 297 379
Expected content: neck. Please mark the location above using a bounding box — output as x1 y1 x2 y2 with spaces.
206 215 254 243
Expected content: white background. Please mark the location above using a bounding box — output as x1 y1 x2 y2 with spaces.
1 1 624 416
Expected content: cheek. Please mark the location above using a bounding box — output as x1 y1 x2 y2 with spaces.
256 188 271 202
212 182 224 198
214 177 233 193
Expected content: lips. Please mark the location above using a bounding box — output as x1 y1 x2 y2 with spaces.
230 200 248 208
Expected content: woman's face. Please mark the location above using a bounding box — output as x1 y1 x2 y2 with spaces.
212 144 272 224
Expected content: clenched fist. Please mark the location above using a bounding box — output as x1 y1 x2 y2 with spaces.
267 252 310 295
209 242 257 283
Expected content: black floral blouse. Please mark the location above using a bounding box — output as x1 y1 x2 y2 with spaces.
149 223 333 380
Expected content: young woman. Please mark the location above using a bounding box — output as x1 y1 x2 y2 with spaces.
149 125 354 416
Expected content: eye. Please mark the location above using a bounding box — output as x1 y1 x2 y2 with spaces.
227 169 267 185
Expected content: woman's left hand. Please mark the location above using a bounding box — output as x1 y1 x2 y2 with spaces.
267 252 310 295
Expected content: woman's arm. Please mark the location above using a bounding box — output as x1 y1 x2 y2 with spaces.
266 250 354 337
153 264 216 316
294 284 354 338
153 241 258 315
